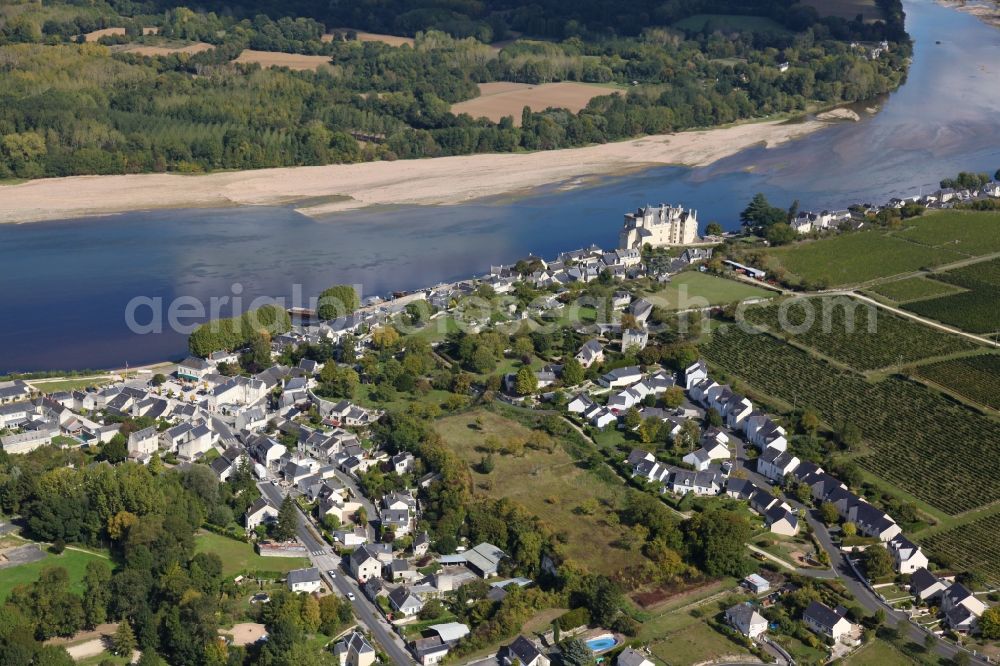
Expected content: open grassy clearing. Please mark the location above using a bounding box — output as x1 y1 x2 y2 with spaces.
0 547 109 601
647 271 775 310
193 531 309 577
434 409 645 577
764 231 964 287
451 81 621 125
673 14 790 33
234 49 333 70
741 297 980 372
914 354 1000 410
702 326 1000 515
920 513 1000 586
637 592 755 666
868 276 965 303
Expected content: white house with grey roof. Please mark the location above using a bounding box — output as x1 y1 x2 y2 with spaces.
499 635 548 666
287 567 322 593
334 631 375 666
127 426 159 457
725 603 768 638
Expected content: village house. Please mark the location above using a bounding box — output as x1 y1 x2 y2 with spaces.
599 366 644 389
726 603 768 638
127 426 159 457
616 648 654 666
941 582 987 633
334 632 376 666
177 356 213 381
910 568 948 603
349 545 384 582
388 586 424 617
575 339 605 368
621 328 648 352
887 535 928 574
287 567 323 594
757 448 800 483
803 601 854 641
244 498 279 531
499 636 549 666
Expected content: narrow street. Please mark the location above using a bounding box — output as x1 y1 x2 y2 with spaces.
258 482 413 666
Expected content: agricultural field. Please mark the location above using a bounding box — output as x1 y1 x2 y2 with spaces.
801 0 881 21
701 326 1000 515
193 531 309 577
451 82 620 125
868 276 964 303
895 210 1000 257
434 409 646 577
920 513 1000 586
234 49 333 71
903 257 1000 334
117 41 213 56
914 354 1000 410
672 14 790 33
647 272 775 311
322 30 415 46
763 231 964 287
741 296 979 371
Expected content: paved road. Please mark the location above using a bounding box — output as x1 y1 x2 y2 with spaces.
730 432 991 664
258 482 413 666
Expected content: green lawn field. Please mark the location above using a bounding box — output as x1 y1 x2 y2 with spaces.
0 546 110 601
193 531 310 577
648 272 775 310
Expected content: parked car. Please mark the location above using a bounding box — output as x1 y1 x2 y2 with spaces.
347 592 356 601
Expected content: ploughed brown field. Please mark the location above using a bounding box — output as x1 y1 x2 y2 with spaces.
322 30 415 47
233 49 332 70
83 27 158 41
451 81 620 125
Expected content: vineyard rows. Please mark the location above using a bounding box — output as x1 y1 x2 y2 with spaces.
741 297 978 371
915 354 1000 410
903 257 1000 334
921 514 1000 586
702 327 1000 515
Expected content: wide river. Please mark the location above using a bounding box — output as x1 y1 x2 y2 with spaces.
3 0 1000 372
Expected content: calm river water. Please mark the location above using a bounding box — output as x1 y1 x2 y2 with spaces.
2 0 1000 372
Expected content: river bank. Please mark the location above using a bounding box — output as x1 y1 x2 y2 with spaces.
0 117 836 225
937 0 1000 29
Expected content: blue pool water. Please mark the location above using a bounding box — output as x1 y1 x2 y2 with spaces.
586 636 618 652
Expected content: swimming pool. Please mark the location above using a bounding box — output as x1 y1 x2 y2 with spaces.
586 635 619 653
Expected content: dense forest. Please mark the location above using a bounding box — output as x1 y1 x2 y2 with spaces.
0 0 910 179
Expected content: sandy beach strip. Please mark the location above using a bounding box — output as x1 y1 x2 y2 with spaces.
937 0 1000 28
0 118 830 225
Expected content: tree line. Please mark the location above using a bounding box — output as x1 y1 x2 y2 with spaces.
1 0 909 179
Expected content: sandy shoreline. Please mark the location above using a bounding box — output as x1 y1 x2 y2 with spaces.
937 0 1000 28
0 118 833 225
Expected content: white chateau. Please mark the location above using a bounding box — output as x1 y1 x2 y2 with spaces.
619 204 699 249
